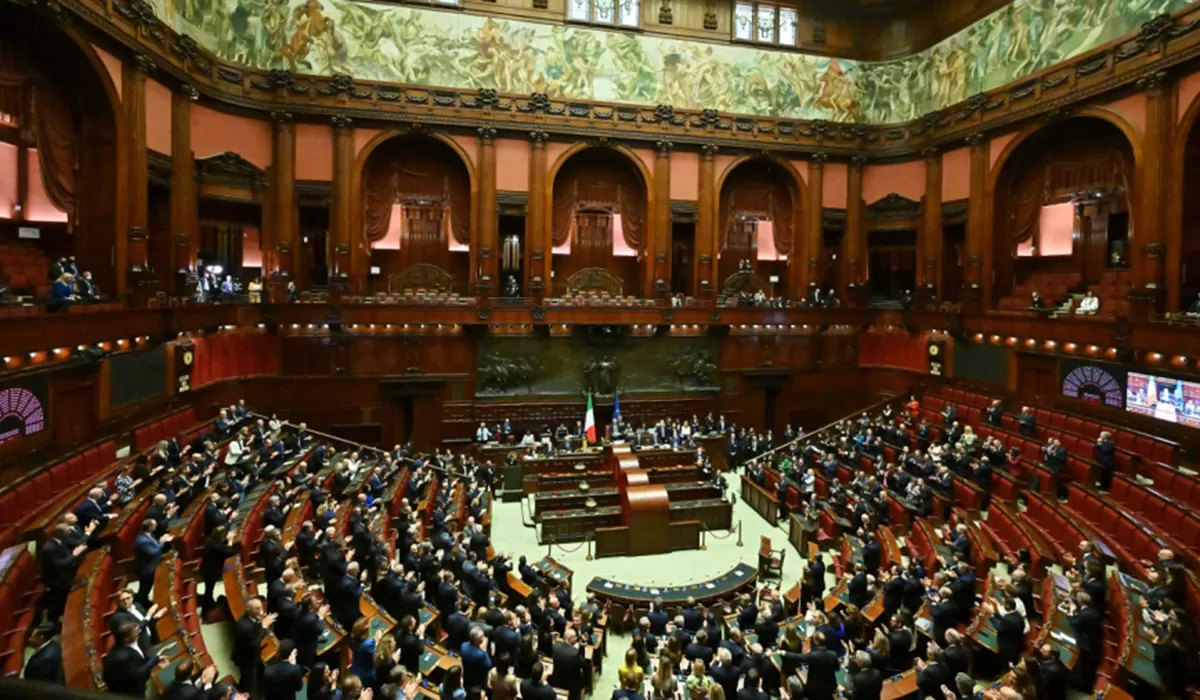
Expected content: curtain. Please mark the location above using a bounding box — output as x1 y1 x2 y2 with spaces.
551 151 646 249
0 40 76 223
362 138 471 245
1008 166 1044 245
718 162 793 254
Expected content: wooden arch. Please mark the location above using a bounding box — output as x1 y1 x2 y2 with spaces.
982 110 1141 307
713 155 807 298
350 129 479 295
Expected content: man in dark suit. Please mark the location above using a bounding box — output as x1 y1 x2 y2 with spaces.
329 561 364 632
520 661 558 700
681 596 704 631
162 657 218 700
861 532 882 574
40 524 89 621
233 597 275 694
262 639 305 700
22 624 64 683
1017 406 1036 437
736 669 769 700
844 650 883 700
710 647 742 700
1093 432 1117 490
134 519 172 608
790 632 839 700
550 628 589 700
847 563 871 609
102 621 168 695
809 553 827 599
989 597 1026 669
110 588 165 654
985 400 1004 426
258 527 288 586
74 488 114 531
1036 643 1069 700
884 617 913 673
915 648 952 700
930 587 959 644
685 630 715 666
1069 592 1104 692
942 629 972 679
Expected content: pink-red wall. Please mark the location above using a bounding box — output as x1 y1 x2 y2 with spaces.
942 148 970 202
145 79 172 155
863 161 925 204
296 124 333 181
190 105 272 168
242 227 263 267
823 162 848 209
671 150 699 201
495 138 529 193
91 45 122 101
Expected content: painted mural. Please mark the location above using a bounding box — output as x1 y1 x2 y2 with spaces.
155 0 1191 124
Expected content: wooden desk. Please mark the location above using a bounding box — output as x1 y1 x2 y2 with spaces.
586 564 757 607
532 556 574 594
740 475 778 526
788 514 818 556
669 499 732 530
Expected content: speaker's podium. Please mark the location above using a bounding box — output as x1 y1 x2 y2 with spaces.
593 443 703 557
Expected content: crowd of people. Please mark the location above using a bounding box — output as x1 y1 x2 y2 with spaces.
48 255 103 311
739 399 1195 699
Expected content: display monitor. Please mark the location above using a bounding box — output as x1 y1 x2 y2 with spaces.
1126 371 1200 428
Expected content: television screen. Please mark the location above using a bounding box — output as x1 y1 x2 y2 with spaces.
0 374 49 444
1126 372 1200 428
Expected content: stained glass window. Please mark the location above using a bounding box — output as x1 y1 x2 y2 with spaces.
594 0 615 23
619 0 639 27
735 3 797 47
734 3 754 41
570 0 638 27
779 8 797 45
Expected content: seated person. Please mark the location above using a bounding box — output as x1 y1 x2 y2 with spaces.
49 273 79 312
77 271 101 302
1186 292 1200 316
1030 291 1045 309
1076 290 1099 315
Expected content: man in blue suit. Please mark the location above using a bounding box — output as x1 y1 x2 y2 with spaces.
23 624 63 683
134 519 173 607
459 627 493 692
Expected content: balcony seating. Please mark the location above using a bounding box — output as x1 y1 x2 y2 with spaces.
0 546 42 677
133 407 198 451
977 502 1052 579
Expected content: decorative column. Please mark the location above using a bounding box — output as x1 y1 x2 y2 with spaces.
329 114 355 296
476 127 498 299
652 140 672 297
123 55 155 299
801 152 825 296
695 143 717 298
526 131 549 301
268 111 297 301
963 132 989 313
843 155 866 307
1133 71 1173 318
169 87 197 298
921 147 943 305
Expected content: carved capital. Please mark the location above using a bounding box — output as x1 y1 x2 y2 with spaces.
965 132 987 147
1137 70 1170 96
849 155 867 168
477 126 497 143
810 151 827 167
127 225 150 242
921 147 939 160
1142 241 1166 258
700 143 718 159
133 53 155 75
529 130 550 146
655 140 673 156
331 114 353 130
271 110 293 126
184 85 199 101
658 0 673 25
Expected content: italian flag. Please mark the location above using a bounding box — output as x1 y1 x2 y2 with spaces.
584 393 596 444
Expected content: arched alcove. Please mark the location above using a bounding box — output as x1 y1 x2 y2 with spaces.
716 157 802 300
548 147 650 298
0 4 121 296
991 117 1136 316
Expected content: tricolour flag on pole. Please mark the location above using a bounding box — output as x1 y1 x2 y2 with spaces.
584 393 596 445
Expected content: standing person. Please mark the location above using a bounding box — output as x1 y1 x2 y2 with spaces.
134 519 172 608
460 627 493 693
233 597 276 694
102 622 169 695
22 624 64 683
40 524 89 621
550 628 588 700
200 526 237 615
262 640 305 700
1068 592 1103 693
